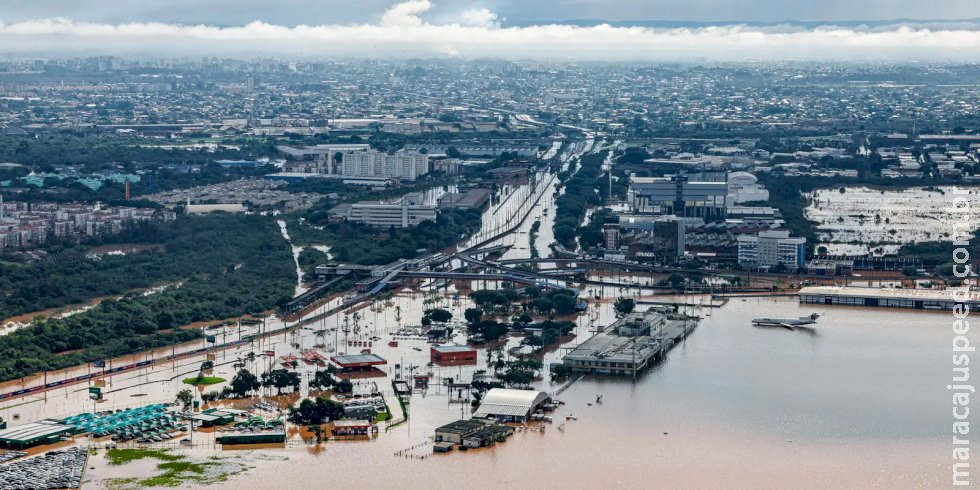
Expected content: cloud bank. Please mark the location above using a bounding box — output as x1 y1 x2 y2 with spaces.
1 0 979 60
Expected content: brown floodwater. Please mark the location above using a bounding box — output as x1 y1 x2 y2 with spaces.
51 296 964 489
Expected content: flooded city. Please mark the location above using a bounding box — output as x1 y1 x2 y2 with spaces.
0 162 958 488
1 11 978 488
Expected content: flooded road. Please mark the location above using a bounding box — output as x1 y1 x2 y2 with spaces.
277 219 307 297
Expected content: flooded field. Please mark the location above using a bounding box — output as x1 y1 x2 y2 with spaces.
805 185 980 255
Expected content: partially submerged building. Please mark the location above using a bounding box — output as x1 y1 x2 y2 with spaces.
472 388 551 423
330 353 387 375
187 409 238 428
332 419 376 437
430 345 478 365
433 418 515 451
561 310 697 375
0 420 73 449
799 286 980 310
216 431 286 446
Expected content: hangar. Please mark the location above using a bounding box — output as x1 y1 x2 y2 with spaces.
473 388 551 423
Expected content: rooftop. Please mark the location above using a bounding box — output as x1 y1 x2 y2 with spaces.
799 286 980 302
435 419 487 435
562 311 680 366
331 353 387 366
431 344 477 354
0 420 72 443
473 389 550 419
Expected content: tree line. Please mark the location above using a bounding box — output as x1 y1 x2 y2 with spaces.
0 214 293 320
0 214 296 382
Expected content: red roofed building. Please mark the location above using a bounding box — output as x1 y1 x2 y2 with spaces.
430 345 477 365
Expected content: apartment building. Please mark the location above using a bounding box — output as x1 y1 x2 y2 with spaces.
737 230 806 271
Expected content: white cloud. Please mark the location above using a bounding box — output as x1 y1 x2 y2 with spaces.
380 0 432 27
457 8 499 28
0 1 978 59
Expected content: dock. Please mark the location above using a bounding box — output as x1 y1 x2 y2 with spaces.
561 310 697 376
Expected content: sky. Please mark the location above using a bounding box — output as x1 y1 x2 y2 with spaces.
1 0 979 60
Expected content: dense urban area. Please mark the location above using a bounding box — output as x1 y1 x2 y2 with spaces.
0 56 977 488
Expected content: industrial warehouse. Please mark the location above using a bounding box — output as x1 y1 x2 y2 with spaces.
798 286 980 310
433 419 514 452
561 310 698 375
472 388 552 423
0 420 73 450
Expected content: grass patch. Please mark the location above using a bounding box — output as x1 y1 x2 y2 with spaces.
140 461 215 487
107 448 182 465
182 376 226 386
107 477 138 490
375 411 392 422
105 448 247 489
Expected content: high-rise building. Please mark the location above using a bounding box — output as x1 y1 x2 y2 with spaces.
603 224 620 250
737 230 806 271
341 150 429 181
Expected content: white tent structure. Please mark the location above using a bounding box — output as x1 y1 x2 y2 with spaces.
473 388 551 422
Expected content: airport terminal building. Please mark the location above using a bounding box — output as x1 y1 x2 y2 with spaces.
798 286 980 311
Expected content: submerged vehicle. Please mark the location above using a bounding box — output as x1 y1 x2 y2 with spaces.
751 313 822 329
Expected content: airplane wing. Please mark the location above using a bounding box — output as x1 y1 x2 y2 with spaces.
778 323 796 330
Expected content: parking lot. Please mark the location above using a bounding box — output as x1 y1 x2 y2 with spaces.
0 446 86 490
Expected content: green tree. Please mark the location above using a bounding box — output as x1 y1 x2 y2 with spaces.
230 369 261 397
464 308 483 324
175 389 194 409
531 297 555 315
288 397 345 425
262 369 301 395
551 294 577 315
424 308 453 323
614 297 635 316
334 379 354 394
309 370 337 391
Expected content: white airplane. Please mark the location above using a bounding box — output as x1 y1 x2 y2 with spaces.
752 313 822 329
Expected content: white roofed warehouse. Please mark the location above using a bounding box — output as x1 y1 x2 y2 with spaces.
473 388 551 423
